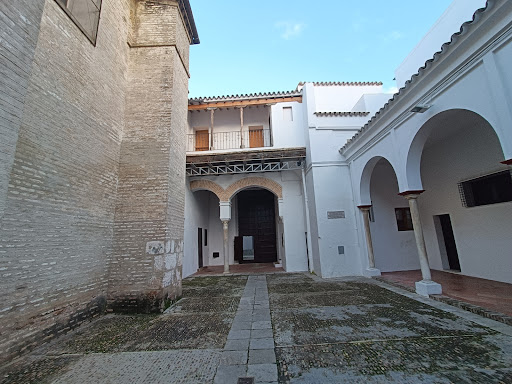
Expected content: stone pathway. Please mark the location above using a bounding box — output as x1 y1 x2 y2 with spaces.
215 275 278 384
1 272 512 383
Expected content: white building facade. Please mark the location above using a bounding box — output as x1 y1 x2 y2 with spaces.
184 0 512 296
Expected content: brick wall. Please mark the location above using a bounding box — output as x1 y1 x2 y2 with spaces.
108 1 190 313
0 1 46 221
0 0 193 362
0 0 128 362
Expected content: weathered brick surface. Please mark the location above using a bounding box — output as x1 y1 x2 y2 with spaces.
0 0 192 363
109 1 190 312
0 1 46 221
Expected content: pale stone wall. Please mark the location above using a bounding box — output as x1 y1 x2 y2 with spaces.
0 0 46 221
109 0 190 312
0 0 193 362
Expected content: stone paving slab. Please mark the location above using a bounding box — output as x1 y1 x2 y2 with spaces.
276 335 512 383
3 272 512 384
268 273 512 383
52 350 222 384
171 297 240 313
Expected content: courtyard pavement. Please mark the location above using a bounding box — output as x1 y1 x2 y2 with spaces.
1 273 512 383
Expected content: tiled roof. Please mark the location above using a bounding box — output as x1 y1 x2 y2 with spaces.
299 81 383 86
189 90 301 104
314 112 370 117
340 0 492 153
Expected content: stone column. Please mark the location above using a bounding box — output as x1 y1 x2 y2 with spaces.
222 220 230 274
357 205 380 276
400 191 442 296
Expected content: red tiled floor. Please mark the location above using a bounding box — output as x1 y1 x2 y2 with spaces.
192 262 284 276
381 269 512 316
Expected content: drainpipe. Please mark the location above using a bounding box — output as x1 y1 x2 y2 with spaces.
301 166 314 272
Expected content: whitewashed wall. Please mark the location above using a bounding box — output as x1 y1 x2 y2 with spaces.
419 118 512 283
271 101 306 149
369 161 420 272
183 189 212 278
184 171 309 274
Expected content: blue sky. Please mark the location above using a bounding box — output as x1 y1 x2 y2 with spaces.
188 0 453 98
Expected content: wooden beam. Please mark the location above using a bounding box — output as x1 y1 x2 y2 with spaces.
188 96 303 111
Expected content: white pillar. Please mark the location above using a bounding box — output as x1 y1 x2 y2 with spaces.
401 191 442 296
239 107 245 148
222 220 230 274
219 201 232 274
207 107 216 150
357 205 380 277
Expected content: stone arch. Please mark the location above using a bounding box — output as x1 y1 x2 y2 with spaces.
405 108 505 191
359 155 400 206
224 177 283 201
189 180 225 201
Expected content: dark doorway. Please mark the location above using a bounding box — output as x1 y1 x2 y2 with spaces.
438 214 460 271
235 189 277 263
197 228 203 268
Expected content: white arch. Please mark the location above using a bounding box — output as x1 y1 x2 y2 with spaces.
405 108 506 191
359 155 401 206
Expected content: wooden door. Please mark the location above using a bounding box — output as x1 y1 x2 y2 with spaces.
237 190 277 263
195 130 209 151
249 126 264 148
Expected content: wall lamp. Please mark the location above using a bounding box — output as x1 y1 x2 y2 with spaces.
410 104 432 113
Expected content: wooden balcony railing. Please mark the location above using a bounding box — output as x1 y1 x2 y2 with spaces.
187 129 272 152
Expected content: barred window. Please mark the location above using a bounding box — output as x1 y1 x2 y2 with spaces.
395 207 413 231
55 0 102 44
458 170 512 207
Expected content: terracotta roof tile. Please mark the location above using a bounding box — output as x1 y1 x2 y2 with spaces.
189 89 301 104
314 112 370 117
299 81 383 87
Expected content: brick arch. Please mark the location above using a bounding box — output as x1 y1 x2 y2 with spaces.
224 177 283 201
189 180 225 201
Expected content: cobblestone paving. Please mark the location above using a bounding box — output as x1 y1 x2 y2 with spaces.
2 272 512 383
268 273 512 383
0 275 247 383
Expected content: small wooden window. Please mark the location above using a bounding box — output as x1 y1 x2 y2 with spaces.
195 129 209 151
395 208 413 231
248 125 264 148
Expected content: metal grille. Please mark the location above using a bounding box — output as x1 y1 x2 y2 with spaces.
186 159 304 176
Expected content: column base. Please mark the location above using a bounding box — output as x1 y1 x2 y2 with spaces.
415 280 442 296
364 268 381 277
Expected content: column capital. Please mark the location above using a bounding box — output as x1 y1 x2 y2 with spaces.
398 190 425 199
357 205 372 211
206 107 217 111
501 159 512 165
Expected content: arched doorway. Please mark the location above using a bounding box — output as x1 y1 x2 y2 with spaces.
367 157 420 272
233 188 279 264
408 109 511 283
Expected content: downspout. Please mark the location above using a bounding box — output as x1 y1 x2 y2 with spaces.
301 166 314 272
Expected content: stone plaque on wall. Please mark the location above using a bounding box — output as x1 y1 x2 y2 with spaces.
327 211 345 219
